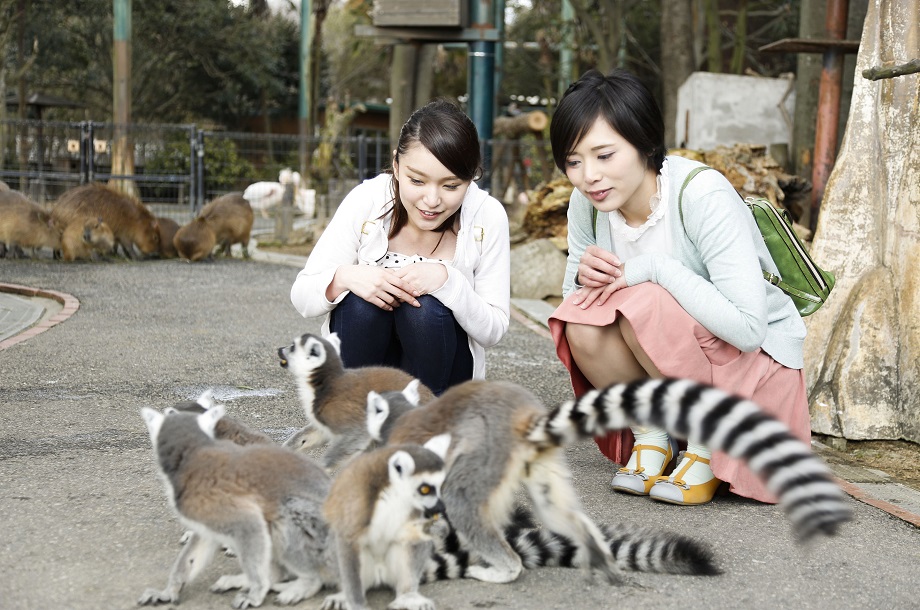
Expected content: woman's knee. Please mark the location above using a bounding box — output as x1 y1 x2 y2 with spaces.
566 322 626 357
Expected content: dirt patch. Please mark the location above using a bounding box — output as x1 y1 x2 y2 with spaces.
815 436 920 493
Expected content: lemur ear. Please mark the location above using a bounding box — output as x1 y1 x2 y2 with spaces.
388 450 416 481
197 403 225 438
196 389 215 410
423 434 451 461
304 335 326 361
402 379 421 406
325 332 342 355
141 407 164 436
366 391 390 441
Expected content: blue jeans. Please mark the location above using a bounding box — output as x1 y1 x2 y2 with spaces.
329 293 474 396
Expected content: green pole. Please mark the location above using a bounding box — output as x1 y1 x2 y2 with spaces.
468 0 495 187
112 0 132 193
299 0 312 181
493 0 505 111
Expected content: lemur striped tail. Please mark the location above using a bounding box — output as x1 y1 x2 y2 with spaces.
423 506 719 581
531 378 852 541
504 506 719 576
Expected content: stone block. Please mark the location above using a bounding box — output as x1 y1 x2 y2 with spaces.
510 238 567 300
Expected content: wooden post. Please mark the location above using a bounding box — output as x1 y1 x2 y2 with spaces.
112 0 135 197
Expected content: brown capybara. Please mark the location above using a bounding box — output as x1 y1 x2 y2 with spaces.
198 193 254 257
51 183 160 259
173 217 216 262
0 191 60 258
60 217 116 261
155 216 180 259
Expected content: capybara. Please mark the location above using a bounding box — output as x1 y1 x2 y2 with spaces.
51 183 160 259
155 216 180 259
0 191 60 258
60 217 116 261
173 217 216 262
198 192 254 257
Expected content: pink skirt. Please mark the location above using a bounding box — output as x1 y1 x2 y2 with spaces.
548 283 810 503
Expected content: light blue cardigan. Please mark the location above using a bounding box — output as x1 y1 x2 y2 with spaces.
562 155 806 369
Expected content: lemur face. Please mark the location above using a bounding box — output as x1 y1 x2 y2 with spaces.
387 446 448 521
278 333 327 373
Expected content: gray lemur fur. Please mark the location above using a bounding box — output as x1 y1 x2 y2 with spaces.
139 401 338 608
278 332 434 471
365 380 622 585
321 435 451 610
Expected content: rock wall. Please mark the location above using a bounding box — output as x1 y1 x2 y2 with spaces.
804 0 920 443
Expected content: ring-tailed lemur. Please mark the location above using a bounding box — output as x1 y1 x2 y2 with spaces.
369 383 719 577
320 435 452 610
535 377 852 540
172 389 274 445
277 332 435 470
366 380 625 585
139 403 338 608
365 377 852 587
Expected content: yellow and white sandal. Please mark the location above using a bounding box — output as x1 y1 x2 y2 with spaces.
610 441 675 496
649 453 722 505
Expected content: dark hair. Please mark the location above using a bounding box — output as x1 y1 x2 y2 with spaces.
550 69 666 174
387 98 482 239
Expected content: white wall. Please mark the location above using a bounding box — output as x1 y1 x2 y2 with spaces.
675 72 796 150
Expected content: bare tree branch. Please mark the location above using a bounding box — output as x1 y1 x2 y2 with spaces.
862 58 920 81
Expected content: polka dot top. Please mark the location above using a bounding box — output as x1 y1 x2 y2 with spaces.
377 251 446 269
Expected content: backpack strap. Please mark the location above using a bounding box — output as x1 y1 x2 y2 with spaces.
677 166 713 229
593 165 709 239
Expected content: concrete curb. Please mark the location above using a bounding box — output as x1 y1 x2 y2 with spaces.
0 283 79 351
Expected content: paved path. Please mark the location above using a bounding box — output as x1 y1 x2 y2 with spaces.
1 254 919 610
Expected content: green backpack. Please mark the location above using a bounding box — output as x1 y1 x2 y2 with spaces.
677 166 835 316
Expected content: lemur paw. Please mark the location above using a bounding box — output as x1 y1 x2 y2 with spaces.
273 577 323 605
389 592 435 610
321 592 359 610
211 573 249 592
137 587 179 605
232 590 266 609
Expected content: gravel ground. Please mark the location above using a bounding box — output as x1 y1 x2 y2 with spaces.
1 257 919 610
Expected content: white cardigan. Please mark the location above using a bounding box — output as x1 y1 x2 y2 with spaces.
290 174 511 379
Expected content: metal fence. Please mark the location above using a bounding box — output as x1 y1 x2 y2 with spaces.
0 118 556 237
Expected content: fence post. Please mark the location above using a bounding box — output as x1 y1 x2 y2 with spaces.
187 125 196 214
196 130 205 212
87 122 96 183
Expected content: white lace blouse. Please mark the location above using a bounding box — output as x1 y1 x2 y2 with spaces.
607 158 673 261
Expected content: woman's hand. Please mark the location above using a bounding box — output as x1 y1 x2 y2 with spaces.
329 265 421 311
572 246 626 308
576 245 623 287
391 262 448 297
571 278 627 308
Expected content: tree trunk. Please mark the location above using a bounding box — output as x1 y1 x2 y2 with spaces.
389 44 416 150
704 0 721 72
661 0 696 148
729 0 747 74
791 0 824 190
804 0 920 444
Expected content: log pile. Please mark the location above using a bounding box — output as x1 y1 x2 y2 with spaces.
521 144 812 243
